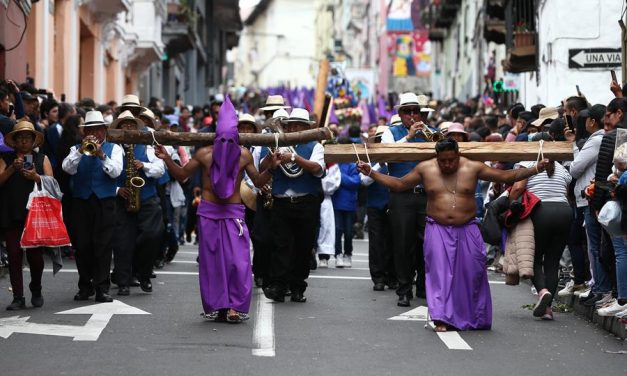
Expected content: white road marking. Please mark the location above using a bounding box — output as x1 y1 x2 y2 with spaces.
0 300 149 341
252 290 275 357
426 322 473 351
389 307 473 351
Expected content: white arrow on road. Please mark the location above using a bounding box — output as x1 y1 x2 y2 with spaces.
389 306 472 351
0 300 150 341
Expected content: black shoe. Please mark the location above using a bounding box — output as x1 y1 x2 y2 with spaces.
6 297 26 311
139 279 152 293
262 286 285 302
583 293 604 307
130 277 140 287
580 292 599 304
373 283 385 291
154 259 165 269
290 292 307 303
186 234 192 243
387 281 399 290
118 286 130 296
397 295 410 307
31 294 44 308
254 276 263 288
95 292 113 303
74 289 95 301
150 272 157 279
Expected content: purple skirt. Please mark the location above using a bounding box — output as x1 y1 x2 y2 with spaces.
197 200 252 314
424 217 492 330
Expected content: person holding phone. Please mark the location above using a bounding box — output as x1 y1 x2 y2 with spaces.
0 121 53 310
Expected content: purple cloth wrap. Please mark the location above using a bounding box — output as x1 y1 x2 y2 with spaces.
424 217 492 330
197 200 252 314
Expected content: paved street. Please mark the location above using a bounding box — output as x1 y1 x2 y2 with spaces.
0 239 625 376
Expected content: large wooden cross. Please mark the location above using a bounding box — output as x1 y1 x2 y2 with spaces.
107 129 573 162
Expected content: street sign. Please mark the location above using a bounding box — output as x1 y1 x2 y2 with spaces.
569 48 621 69
0 300 150 341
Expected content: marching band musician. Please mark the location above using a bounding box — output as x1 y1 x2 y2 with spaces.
110 110 165 296
260 108 325 304
61 111 123 302
380 93 434 307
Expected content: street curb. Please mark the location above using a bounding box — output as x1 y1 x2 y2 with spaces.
557 294 626 339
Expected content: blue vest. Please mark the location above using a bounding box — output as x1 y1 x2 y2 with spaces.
387 125 425 177
70 142 118 199
366 165 390 210
117 144 158 201
271 142 322 196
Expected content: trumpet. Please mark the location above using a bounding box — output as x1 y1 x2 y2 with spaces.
414 121 443 142
81 138 100 156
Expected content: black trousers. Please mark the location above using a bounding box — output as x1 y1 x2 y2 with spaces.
368 206 395 285
531 201 573 302
71 196 116 293
113 196 164 286
252 196 273 284
388 191 427 298
269 195 320 294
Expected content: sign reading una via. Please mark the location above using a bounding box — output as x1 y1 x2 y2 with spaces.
569 48 621 69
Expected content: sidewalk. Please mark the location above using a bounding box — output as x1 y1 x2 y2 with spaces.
558 293 627 339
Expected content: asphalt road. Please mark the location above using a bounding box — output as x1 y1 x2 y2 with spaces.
0 239 625 376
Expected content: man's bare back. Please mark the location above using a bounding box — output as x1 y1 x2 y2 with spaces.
155 144 276 204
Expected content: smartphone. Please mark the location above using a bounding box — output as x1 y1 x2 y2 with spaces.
7 104 14 117
564 115 575 131
23 154 33 170
576 85 582 96
611 70 618 82
61 94 66 103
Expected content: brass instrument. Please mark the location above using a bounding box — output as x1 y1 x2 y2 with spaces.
81 138 99 156
267 117 304 178
125 144 146 213
415 121 443 142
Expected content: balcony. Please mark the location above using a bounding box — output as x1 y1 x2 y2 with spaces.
503 31 537 73
162 2 200 56
125 0 165 71
86 0 131 22
427 0 461 30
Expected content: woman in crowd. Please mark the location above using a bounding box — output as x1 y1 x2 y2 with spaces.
0 121 53 310
510 135 573 320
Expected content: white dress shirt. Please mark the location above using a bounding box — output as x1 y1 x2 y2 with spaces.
62 143 124 178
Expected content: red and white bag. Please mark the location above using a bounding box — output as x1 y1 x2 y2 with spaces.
20 184 71 248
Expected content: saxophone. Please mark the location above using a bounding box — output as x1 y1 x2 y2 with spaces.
125 144 146 213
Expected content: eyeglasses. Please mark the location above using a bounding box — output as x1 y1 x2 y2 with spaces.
400 107 421 115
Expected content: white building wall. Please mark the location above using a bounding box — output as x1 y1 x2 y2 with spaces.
235 0 317 88
520 0 622 107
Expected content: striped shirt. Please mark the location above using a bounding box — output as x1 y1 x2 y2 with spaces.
516 161 572 203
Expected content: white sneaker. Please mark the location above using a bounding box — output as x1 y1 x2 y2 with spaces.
335 255 344 268
319 259 328 268
615 307 627 318
594 293 614 307
597 300 627 317
574 287 591 298
344 255 352 268
558 280 587 297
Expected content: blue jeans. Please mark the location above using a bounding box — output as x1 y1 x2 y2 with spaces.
335 210 355 256
584 207 611 293
611 235 627 299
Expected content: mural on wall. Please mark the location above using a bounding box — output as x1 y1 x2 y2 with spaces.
386 0 431 78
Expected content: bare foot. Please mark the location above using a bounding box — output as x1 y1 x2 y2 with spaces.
433 321 448 332
227 308 239 321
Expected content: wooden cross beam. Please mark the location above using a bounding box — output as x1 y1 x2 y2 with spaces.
107 128 333 147
324 142 574 163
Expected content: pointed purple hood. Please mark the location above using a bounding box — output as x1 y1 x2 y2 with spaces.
210 96 241 199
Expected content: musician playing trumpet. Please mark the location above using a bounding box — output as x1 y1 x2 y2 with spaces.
380 92 437 308
62 111 124 303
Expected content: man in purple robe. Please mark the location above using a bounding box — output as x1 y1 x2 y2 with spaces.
357 138 549 332
155 97 279 323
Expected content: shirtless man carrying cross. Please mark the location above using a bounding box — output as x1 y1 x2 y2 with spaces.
357 138 549 332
